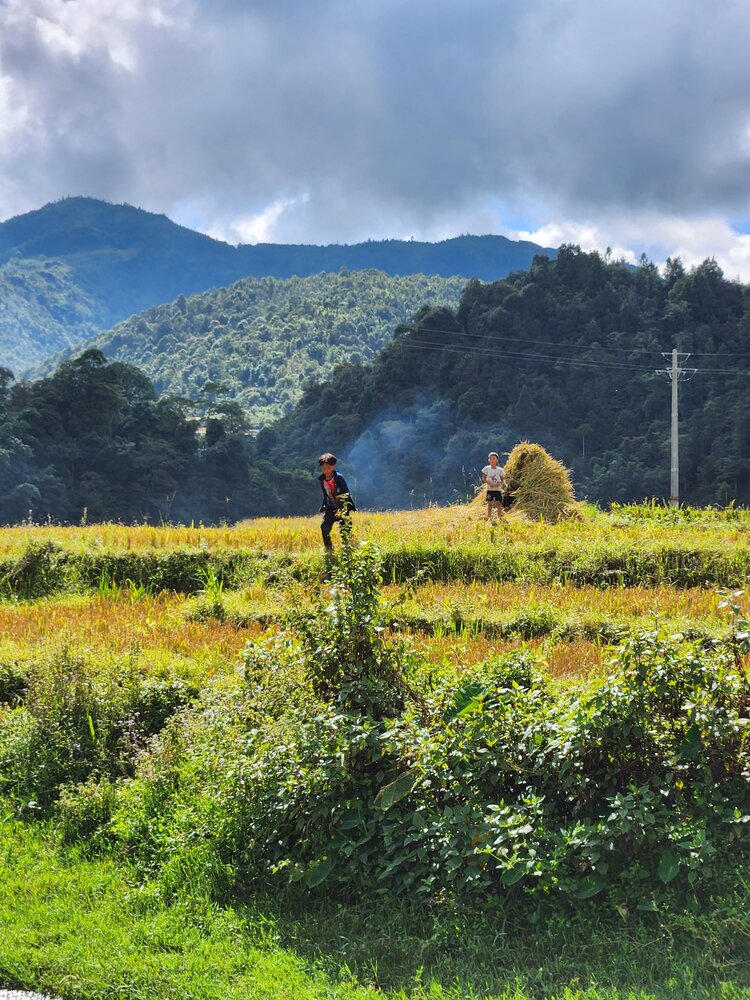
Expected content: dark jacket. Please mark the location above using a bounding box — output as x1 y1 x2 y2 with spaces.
319 471 356 513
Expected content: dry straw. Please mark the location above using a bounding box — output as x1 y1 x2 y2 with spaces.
472 441 578 523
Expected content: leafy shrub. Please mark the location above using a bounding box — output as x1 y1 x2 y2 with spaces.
290 540 412 719
0 706 44 812
0 540 66 599
55 774 118 846
0 647 197 813
0 659 29 704
7 539 742 901
125 676 196 739
99 541 750 906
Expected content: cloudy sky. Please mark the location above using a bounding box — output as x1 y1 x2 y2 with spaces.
2 0 750 276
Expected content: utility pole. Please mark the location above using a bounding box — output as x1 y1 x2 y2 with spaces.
659 349 696 508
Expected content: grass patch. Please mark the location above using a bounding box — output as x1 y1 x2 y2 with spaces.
1 817 749 1000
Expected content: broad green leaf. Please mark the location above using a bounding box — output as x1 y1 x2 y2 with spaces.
658 849 680 884
374 768 420 811
501 865 526 886
571 873 607 899
338 809 363 830
306 857 334 888
443 681 486 723
678 724 702 760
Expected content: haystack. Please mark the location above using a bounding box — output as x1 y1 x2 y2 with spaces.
470 442 578 523
504 442 577 522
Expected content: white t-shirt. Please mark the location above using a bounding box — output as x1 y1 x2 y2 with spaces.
482 464 505 490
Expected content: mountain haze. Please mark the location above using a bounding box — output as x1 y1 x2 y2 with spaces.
0 197 556 374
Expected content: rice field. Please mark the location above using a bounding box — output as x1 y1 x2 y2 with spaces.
1 503 747 689
2 501 749 557
0 591 259 669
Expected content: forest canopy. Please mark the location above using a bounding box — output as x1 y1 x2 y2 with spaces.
2 247 749 525
57 269 466 425
0 350 304 525
263 247 750 509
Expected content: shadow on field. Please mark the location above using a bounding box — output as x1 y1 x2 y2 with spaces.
236 890 750 999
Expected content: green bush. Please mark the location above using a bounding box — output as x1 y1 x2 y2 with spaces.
0 659 29 704
291 540 411 719
98 542 750 905
0 541 66 599
55 774 118 846
0 706 44 812
0 648 197 814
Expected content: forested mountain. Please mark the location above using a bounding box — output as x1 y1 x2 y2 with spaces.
0 197 555 373
261 247 750 509
4 246 747 526
0 257 104 372
50 270 467 425
0 350 295 525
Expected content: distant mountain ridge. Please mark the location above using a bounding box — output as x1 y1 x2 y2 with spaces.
0 197 557 373
50 269 468 425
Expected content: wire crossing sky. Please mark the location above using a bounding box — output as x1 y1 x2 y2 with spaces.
2 0 750 278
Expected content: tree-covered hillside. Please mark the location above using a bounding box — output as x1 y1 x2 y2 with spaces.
0 350 291 525
6 247 747 525
261 247 750 508
1 197 555 374
51 270 467 424
0 257 105 372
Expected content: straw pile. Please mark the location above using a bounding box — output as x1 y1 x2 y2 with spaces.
470 442 578 523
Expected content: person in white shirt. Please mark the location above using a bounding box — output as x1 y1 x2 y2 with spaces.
481 451 506 521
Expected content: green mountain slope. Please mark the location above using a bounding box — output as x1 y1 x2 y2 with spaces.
0 197 555 374
60 270 466 424
262 248 750 508
0 257 104 372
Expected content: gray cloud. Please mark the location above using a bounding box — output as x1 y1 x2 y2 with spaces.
1 0 750 260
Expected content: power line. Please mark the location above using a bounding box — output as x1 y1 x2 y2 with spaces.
401 324 667 357
395 336 750 375
403 321 750 361
397 327 750 374
406 322 750 359
401 338 654 371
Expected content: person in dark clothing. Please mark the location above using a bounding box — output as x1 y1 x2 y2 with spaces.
318 452 356 550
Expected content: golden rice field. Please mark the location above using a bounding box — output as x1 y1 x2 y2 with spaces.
1 501 747 688
1 502 748 556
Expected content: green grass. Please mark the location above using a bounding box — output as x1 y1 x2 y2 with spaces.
1 817 749 1000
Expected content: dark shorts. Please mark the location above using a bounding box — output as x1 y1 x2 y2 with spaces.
486 490 503 502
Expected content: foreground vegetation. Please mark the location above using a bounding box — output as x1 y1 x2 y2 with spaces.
2 817 749 999
1 504 749 998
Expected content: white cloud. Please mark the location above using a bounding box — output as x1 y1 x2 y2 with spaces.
511 214 750 282
209 194 310 245
1 0 750 270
